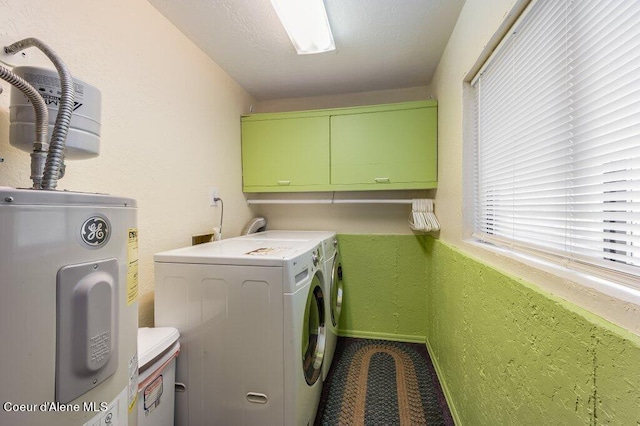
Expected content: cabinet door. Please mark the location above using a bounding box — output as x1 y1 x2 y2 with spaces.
330 107 437 187
242 116 330 190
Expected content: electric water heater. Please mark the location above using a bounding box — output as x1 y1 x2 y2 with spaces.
0 188 139 425
0 38 139 425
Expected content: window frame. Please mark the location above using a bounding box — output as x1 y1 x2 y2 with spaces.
468 0 640 291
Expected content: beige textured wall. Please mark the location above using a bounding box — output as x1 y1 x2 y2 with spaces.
249 86 434 235
0 0 255 326
255 85 431 113
431 0 640 335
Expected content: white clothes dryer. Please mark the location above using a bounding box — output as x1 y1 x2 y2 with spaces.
239 231 343 381
154 237 326 426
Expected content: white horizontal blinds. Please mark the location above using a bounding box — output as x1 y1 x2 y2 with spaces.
475 0 571 255
567 0 640 274
472 70 481 228
474 0 640 279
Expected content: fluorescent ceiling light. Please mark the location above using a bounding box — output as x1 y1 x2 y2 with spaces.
270 0 335 55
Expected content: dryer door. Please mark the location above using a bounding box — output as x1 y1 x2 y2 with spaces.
302 273 326 385
330 253 344 327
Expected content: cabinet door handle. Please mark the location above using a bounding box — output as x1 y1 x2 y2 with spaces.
374 177 390 183
277 180 291 186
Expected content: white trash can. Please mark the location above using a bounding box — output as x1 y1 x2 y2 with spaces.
137 327 180 426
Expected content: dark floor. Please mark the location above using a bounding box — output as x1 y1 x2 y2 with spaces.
315 337 454 426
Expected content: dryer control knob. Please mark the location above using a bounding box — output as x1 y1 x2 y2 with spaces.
312 252 319 266
333 239 338 247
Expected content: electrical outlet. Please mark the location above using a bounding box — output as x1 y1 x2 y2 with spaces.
209 187 219 206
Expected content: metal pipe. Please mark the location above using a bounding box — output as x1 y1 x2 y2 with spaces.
332 199 414 204
246 199 333 205
246 199 414 205
0 64 49 189
5 38 74 190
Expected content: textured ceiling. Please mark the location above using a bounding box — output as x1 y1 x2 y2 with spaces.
147 0 466 100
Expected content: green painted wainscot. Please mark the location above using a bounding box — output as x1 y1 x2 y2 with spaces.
336 234 640 425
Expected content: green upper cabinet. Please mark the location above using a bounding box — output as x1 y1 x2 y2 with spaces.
330 105 437 190
241 116 330 191
241 100 437 192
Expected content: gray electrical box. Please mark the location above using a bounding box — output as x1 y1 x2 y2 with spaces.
56 258 119 403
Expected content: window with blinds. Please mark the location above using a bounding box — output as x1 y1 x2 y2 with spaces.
472 0 640 285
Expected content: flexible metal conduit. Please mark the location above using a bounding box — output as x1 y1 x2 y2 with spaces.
0 64 49 189
5 38 74 190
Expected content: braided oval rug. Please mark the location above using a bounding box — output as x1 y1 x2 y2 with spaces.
315 338 454 426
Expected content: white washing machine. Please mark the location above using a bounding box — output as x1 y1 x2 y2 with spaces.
154 237 326 426
239 231 343 380
320 235 343 381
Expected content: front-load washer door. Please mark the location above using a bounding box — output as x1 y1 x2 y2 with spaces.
330 253 344 327
302 274 326 385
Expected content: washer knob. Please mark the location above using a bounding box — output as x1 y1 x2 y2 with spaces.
333 238 338 247
312 252 319 266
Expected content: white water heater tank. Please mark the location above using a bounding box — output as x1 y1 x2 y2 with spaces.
9 65 102 159
0 187 139 426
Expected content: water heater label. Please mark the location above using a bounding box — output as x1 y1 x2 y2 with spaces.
128 352 138 413
80 216 111 248
127 229 139 305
